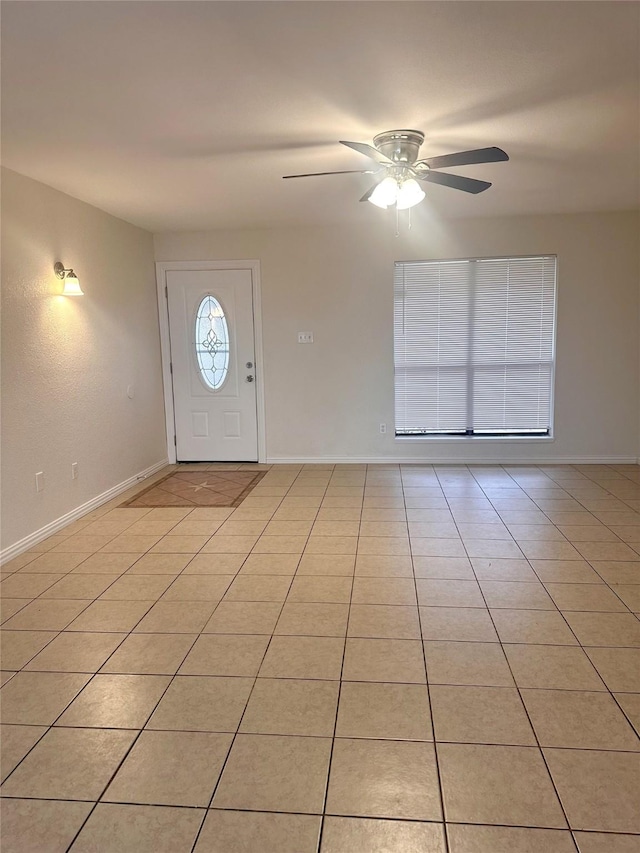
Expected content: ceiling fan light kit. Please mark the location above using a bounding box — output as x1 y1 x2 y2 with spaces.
283 129 509 213
368 175 426 210
395 179 426 210
368 176 399 209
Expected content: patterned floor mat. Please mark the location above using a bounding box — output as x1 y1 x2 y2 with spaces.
120 469 267 508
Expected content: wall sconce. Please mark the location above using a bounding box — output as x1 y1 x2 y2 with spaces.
54 261 84 296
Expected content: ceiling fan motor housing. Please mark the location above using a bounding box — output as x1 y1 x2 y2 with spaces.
373 129 425 164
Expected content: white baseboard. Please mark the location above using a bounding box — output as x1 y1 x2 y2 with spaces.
5 453 635 564
266 455 639 465
1 459 169 565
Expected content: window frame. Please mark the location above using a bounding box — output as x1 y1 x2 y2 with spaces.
393 254 558 441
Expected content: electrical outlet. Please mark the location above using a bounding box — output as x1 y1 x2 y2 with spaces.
72 462 79 480
297 332 313 344
35 472 44 492
379 423 387 434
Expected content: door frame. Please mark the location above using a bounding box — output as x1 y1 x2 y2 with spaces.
155 259 266 464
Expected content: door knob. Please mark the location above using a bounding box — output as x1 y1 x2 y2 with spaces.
246 375 254 382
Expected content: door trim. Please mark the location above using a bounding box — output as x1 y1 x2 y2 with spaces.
155 260 266 464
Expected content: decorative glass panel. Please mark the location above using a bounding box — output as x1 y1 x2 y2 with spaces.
195 295 229 390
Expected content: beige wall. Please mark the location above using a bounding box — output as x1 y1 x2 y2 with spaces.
2 170 635 554
1 169 167 551
155 209 639 463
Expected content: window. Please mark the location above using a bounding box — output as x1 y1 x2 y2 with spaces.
195 295 230 390
393 255 557 436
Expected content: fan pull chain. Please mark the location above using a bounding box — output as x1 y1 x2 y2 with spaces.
395 205 400 238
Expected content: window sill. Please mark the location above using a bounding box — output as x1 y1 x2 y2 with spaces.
395 434 555 442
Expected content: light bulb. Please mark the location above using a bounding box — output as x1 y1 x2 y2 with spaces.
396 178 426 210
368 176 399 209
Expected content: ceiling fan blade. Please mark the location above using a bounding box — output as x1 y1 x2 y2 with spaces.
340 140 394 165
418 147 509 170
282 169 376 179
417 171 492 194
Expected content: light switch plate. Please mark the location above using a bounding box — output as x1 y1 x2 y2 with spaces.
297 332 314 344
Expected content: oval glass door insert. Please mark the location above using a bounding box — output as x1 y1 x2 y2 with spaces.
195 295 230 390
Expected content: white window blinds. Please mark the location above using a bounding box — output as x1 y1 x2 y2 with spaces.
393 255 557 436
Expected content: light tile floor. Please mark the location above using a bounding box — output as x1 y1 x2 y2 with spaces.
1 462 640 852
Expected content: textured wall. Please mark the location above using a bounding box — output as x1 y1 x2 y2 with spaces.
1 168 167 549
155 210 639 462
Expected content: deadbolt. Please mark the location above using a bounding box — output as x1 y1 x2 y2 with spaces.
246 361 254 369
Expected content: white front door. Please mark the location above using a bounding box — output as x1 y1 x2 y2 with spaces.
167 268 258 462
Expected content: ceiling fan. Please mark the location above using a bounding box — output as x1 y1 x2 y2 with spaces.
283 129 509 209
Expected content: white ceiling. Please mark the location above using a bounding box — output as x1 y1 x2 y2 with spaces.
2 1 639 231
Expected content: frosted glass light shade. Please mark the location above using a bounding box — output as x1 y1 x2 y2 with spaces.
396 178 426 210
368 176 399 209
62 272 84 296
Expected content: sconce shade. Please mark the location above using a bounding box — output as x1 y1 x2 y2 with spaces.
55 261 84 296
62 272 83 296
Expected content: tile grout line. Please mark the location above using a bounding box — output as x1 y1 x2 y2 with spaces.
62 465 283 851
455 470 640 715
403 464 451 853
1 567 183 790
4 792 638 838
4 724 639 752
316 465 362 853
523 465 640 616
187 463 329 853
461 463 584 849
529 464 640 742
5 547 191 828
2 467 268 844
55 518 237 851
60 638 201 851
